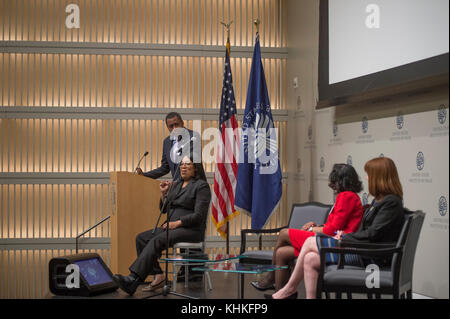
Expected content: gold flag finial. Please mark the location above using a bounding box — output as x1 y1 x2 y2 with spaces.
221 21 233 39
253 19 260 34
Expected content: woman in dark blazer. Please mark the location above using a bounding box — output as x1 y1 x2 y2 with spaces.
268 157 405 299
113 156 211 295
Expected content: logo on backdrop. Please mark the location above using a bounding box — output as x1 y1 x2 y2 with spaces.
438 105 447 125
430 104 448 138
439 196 448 217
362 193 369 206
379 153 384 158
416 152 425 171
357 116 374 144
333 121 338 137
297 158 302 173
409 151 432 184
308 125 313 141
295 158 305 181
390 111 410 142
396 111 404 130
329 121 342 146
430 196 448 231
347 155 353 166
320 157 325 173
362 116 369 134
305 124 316 149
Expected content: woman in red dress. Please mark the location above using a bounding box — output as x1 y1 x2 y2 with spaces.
251 163 364 293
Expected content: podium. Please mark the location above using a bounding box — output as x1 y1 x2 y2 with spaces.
109 172 161 277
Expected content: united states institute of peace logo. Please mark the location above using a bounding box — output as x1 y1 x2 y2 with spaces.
379 153 385 158
439 196 447 217
438 105 447 125
308 125 313 141
362 193 369 206
320 157 325 173
362 116 369 134
347 155 353 166
396 111 404 130
416 152 425 171
333 121 338 137
297 158 302 173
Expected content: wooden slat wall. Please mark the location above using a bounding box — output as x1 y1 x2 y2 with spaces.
0 0 286 47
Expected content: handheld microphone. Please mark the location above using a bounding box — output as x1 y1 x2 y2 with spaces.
135 151 149 173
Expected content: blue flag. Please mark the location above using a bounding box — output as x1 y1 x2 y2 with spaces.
234 34 282 230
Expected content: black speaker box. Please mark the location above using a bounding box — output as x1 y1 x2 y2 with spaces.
49 253 118 297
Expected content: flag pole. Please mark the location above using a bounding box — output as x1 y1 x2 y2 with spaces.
221 20 233 255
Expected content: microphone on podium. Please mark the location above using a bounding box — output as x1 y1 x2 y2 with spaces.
135 151 149 173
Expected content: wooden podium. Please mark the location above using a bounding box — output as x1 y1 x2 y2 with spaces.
109 172 161 277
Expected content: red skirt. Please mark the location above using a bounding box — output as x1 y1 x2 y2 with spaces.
289 229 316 257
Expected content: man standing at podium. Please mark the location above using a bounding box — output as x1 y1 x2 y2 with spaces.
136 112 200 181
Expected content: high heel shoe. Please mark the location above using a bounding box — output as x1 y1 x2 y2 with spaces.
142 275 165 292
251 280 275 291
264 291 298 299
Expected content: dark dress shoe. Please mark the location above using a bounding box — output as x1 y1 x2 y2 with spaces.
264 291 298 299
251 281 275 291
112 274 141 296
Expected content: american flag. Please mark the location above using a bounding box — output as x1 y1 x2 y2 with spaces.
211 39 240 239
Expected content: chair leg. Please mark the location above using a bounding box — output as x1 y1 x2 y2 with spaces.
375 293 381 299
335 292 342 299
367 293 373 299
347 292 352 299
173 264 178 292
406 290 413 299
325 292 330 299
184 248 190 288
205 272 213 291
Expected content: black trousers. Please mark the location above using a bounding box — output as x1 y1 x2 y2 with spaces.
129 227 202 280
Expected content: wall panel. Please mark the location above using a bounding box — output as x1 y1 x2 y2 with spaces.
0 53 286 110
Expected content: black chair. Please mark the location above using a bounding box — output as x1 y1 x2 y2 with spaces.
240 202 332 264
316 209 425 299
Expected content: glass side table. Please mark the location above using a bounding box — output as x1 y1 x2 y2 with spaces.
191 259 288 299
160 254 246 293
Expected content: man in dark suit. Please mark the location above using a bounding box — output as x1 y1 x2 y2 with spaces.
136 112 201 181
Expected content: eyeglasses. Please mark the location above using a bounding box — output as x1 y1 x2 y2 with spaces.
180 162 194 167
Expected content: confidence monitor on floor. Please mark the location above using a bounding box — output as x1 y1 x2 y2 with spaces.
49 253 118 297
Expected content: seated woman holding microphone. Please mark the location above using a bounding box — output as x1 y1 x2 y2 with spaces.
113 155 211 295
252 164 364 294
268 157 405 299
